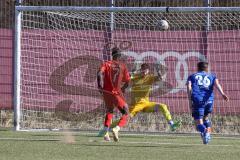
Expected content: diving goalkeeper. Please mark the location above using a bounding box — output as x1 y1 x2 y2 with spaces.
98 63 181 137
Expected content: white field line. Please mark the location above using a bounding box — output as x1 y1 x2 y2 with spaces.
0 137 237 147
17 130 240 140
114 140 233 147
0 137 60 141
121 133 240 140
78 132 240 140
8 130 240 141
86 139 235 147
2 132 240 142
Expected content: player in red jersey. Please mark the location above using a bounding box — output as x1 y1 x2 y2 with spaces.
97 47 130 142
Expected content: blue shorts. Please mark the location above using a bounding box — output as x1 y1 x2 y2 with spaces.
192 101 213 120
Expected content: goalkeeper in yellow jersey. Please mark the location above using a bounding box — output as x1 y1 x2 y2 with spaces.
98 63 181 137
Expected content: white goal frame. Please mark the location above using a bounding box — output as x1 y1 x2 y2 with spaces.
14 6 240 131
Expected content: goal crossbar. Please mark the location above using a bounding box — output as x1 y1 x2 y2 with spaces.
15 6 240 12
14 5 240 133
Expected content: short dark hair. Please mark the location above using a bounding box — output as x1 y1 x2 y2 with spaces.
141 63 150 70
197 61 208 71
112 47 121 58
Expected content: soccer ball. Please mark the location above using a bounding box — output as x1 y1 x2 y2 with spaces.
157 20 169 30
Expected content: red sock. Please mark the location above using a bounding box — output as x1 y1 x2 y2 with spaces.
104 113 113 127
118 114 128 127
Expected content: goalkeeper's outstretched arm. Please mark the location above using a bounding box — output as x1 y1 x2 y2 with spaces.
153 64 163 81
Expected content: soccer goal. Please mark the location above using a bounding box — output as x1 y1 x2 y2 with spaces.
14 6 240 134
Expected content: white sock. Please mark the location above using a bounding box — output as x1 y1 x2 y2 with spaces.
115 125 120 131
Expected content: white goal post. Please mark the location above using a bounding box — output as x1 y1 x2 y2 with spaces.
14 6 240 134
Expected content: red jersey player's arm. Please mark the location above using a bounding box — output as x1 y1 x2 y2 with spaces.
97 63 106 91
121 64 130 93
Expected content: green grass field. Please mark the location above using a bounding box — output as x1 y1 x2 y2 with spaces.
0 129 240 160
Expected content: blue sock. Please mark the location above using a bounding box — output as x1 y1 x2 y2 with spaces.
169 120 174 127
197 124 206 133
103 126 109 132
204 120 211 128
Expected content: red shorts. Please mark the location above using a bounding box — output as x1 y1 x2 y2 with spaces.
103 92 126 109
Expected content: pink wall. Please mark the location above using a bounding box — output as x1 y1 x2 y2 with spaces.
0 29 13 109
0 29 239 115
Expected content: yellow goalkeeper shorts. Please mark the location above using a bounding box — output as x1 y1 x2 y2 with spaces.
129 99 156 117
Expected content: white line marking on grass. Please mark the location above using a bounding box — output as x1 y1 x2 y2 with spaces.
118 141 233 147
91 140 233 147
0 137 60 141
72 132 240 140
119 133 240 140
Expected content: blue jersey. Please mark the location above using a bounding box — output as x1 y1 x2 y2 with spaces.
187 71 217 103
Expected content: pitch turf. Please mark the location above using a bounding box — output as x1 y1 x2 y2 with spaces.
0 130 240 160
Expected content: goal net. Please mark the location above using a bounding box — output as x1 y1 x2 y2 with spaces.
15 7 240 134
